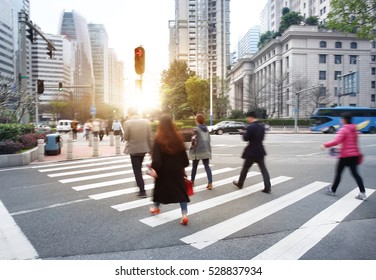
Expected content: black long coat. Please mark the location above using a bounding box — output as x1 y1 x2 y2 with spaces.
151 143 190 204
241 121 267 159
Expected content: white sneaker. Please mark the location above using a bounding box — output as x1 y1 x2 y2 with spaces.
325 186 336 196
355 192 367 200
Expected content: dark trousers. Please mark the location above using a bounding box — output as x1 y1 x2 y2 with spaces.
131 154 146 192
191 159 212 184
332 156 365 193
238 156 271 191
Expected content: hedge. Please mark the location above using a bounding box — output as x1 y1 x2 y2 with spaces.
0 124 35 141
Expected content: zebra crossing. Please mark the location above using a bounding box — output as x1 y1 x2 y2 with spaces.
33 156 373 259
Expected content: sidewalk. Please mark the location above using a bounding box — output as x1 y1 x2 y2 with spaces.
32 133 124 164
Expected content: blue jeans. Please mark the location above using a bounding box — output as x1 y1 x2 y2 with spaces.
154 202 188 215
191 159 212 184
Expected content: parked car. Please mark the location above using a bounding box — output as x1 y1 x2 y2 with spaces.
35 124 51 133
211 121 247 135
56 119 72 133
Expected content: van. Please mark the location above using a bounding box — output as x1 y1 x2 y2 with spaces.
56 119 72 133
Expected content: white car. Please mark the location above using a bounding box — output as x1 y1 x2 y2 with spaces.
56 119 72 133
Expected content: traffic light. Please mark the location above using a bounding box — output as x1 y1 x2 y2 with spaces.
26 25 34 43
46 43 53 58
58 82 63 91
134 46 145 75
37 79 44 94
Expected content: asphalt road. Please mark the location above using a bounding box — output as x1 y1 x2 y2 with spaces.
0 133 375 260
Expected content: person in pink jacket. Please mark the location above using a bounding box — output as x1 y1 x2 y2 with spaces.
320 112 366 200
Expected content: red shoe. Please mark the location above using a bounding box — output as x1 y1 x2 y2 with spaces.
149 207 160 215
180 216 188 225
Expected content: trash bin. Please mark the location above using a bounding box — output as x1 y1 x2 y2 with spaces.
45 133 63 155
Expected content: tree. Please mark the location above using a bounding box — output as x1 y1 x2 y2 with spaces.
214 77 230 119
279 11 304 34
326 0 376 39
160 60 195 119
185 76 210 115
258 31 276 49
305 16 319 26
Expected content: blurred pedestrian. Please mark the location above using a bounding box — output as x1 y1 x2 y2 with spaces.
92 119 100 138
320 112 366 200
123 107 153 198
71 118 79 140
83 120 91 140
233 111 271 193
149 114 190 225
112 119 123 137
189 114 213 190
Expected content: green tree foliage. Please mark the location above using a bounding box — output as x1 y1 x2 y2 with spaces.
160 60 195 119
279 11 304 34
258 31 276 49
186 76 210 115
214 78 230 119
305 16 319 26
326 0 376 39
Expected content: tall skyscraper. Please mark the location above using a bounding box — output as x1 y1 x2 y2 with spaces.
59 10 94 105
237 26 260 59
88 23 109 106
169 0 231 80
108 49 124 114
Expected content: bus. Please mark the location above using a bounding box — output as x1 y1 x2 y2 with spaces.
310 107 376 134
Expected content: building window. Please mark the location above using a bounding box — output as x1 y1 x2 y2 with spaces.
372 67 376 75
372 81 376 88
372 55 376 62
319 86 327 96
372 41 376 48
319 71 326 80
319 54 327 63
372 94 376 102
285 44 289 51
334 55 342 64
350 42 357 49
320 41 327 48
349 104 357 107
334 87 338 97
286 56 290 68
334 71 342 80
349 55 358 64
335 42 342 48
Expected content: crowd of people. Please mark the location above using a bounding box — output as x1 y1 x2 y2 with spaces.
70 108 368 226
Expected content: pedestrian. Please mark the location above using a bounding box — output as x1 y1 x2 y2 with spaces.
320 112 366 200
189 114 213 190
83 120 91 140
71 118 79 140
123 107 153 198
112 119 123 136
148 114 190 225
92 119 100 138
233 111 271 193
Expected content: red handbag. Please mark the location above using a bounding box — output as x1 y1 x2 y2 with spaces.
185 178 194 196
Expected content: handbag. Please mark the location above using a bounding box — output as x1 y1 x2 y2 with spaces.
185 177 194 196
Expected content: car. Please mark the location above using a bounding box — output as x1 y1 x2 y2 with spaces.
56 119 72 133
208 121 234 134
211 121 247 135
35 124 51 133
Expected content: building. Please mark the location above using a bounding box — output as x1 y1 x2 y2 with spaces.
108 49 124 114
228 25 376 118
237 26 260 60
59 10 94 105
168 0 231 80
88 23 109 106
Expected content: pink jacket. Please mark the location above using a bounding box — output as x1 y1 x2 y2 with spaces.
324 124 361 158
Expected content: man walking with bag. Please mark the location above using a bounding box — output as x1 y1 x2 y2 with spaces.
233 111 271 193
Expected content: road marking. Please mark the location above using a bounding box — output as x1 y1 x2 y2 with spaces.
48 163 133 177
110 171 259 211
141 176 292 227
253 188 375 260
89 167 237 200
180 181 330 250
0 200 38 260
33 155 130 170
10 198 91 216
296 152 322 157
38 158 131 173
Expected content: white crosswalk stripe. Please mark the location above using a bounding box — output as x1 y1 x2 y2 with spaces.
34 157 373 259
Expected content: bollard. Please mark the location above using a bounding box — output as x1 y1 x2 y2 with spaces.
89 132 93 147
37 139 44 162
93 137 99 157
67 138 73 160
110 132 114 146
115 135 120 155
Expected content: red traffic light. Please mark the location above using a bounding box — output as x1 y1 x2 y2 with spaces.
134 46 145 75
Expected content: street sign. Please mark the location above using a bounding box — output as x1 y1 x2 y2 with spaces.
90 106 96 115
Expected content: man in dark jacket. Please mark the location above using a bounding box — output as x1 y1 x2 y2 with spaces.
233 111 271 193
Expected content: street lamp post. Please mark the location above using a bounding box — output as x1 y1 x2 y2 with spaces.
210 59 213 126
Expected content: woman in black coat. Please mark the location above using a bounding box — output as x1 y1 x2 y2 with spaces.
149 114 190 225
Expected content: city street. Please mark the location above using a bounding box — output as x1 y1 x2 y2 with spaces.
0 133 375 260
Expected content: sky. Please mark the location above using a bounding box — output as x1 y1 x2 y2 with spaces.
29 0 267 109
